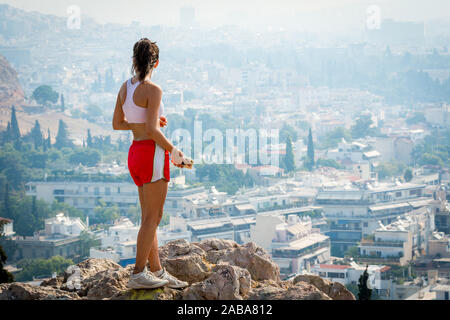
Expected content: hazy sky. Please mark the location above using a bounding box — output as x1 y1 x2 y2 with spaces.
2 0 450 29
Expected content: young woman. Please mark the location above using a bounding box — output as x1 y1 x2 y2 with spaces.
113 38 189 289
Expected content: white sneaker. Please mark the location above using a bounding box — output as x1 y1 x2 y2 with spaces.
127 267 169 290
156 268 189 289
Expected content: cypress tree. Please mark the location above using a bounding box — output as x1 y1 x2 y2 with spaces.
306 128 315 171
3 183 11 219
284 136 295 173
5 122 11 141
10 106 20 141
87 129 93 148
357 266 372 300
54 120 72 149
31 120 43 150
61 94 65 112
46 128 52 150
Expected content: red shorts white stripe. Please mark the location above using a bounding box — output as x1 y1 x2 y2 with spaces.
128 140 170 187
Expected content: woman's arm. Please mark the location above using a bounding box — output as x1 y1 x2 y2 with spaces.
144 85 176 152
112 82 130 131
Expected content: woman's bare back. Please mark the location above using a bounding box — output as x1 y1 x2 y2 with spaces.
118 77 162 141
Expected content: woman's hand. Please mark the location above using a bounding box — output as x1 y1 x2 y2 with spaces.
159 116 168 128
171 146 185 168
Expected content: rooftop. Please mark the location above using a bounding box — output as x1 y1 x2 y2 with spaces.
317 264 352 270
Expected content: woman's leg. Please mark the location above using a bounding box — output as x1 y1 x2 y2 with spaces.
148 233 162 272
134 179 168 274
138 185 166 272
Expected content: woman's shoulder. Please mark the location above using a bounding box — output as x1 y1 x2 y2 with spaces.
141 81 162 97
118 80 128 102
141 81 162 91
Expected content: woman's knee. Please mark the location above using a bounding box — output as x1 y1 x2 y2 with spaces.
141 209 161 226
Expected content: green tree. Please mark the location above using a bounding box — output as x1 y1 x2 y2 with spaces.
283 136 296 173
195 164 255 195
3 183 11 219
0 220 14 283
92 200 120 225
375 162 406 180
44 128 51 151
357 266 372 300
69 148 101 167
60 94 65 112
351 115 377 139
9 106 21 141
30 120 44 150
50 201 85 220
15 256 73 282
78 231 99 261
280 124 298 143
32 85 59 106
321 127 352 149
306 128 315 171
403 168 413 182
54 120 73 149
87 129 93 148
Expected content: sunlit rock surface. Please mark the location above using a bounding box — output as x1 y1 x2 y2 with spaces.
0 239 355 300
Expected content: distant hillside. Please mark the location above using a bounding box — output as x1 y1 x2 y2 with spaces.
0 54 24 108
0 4 100 42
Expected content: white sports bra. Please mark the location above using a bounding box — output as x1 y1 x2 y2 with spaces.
122 78 164 124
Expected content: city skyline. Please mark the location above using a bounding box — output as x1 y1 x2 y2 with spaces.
1 0 450 31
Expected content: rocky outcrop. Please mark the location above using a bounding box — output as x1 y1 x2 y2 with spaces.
0 54 24 108
0 283 80 300
292 274 355 300
0 239 355 301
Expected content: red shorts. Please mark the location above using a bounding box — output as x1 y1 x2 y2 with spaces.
128 140 170 187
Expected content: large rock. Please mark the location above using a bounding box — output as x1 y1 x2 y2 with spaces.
0 283 80 300
203 241 280 282
293 274 355 300
193 238 238 252
182 265 251 300
248 280 332 300
2 239 355 301
159 239 214 284
41 258 128 299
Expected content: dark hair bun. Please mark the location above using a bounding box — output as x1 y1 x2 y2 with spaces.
132 38 159 81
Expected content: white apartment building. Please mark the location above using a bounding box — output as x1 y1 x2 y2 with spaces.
327 140 381 166
44 213 88 237
90 218 139 265
25 181 139 216
9 213 87 262
316 182 428 255
311 263 392 299
251 213 330 277
358 205 435 265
